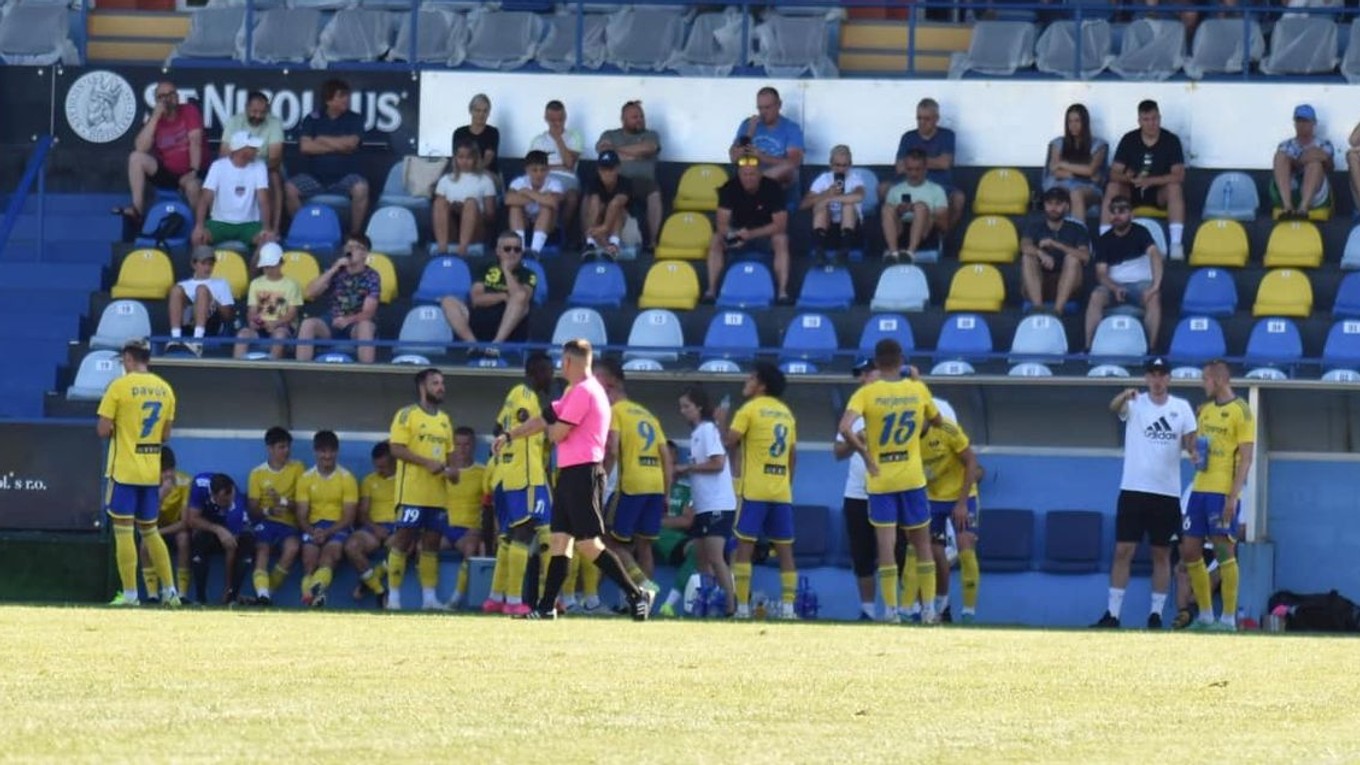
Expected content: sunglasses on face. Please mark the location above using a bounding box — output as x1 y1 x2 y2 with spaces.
500 245 523 253
736 156 759 167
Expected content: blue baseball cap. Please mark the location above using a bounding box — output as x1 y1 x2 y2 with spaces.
1294 104 1317 122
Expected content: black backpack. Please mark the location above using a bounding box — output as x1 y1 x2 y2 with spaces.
1268 590 1360 632
149 211 186 250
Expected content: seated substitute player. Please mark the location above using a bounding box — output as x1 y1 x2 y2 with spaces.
386 368 456 611
504 150 563 257
346 440 398 605
443 426 488 610
144 446 192 603
296 430 359 608
919 409 983 624
1183 359 1254 632
186 473 253 605
799 144 865 266
722 362 799 620
248 426 305 606
839 338 943 623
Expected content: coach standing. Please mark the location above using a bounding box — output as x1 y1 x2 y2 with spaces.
494 339 652 621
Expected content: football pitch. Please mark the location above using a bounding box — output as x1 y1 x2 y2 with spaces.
1 606 1357 763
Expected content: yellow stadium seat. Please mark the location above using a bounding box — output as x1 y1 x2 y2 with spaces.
367 253 399 304
1269 178 1334 222
972 168 1031 215
111 248 174 299
1189 219 1250 268
212 249 249 300
282 251 321 298
654 212 713 261
1252 268 1313 318
944 264 1005 313
1263 220 1323 269
1132 205 1167 219
673 164 728 213
638 260 700 310
958 215 1019 264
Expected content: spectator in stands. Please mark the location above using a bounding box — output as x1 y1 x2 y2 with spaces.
297 233 381 364
1272 104 1334 220
234 242 301 360
596 100 663 247
221 91 285 230
118 79 206 225
285 79 368 236
581 150 631 261
453 93 500 187
440 231 537 359
193 132 273 248
729 86 804 189
431 141 497 258
1043 103 1108 223
799 144 865 266
1021 187 1091 314
888 98 965 234
1085 195 1163 352
505 150 563 257
1104 99 1185 260
528 100 584 241
703 156 792 305
1347 119 1360 218
880 148 948 264
166 245 236 358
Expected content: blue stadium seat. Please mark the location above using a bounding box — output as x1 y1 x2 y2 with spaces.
1342 225 1360 271
791 505 832 567
1089 315 1147 364
90 300 152 351
1181 268 1238 317
551 307 608 350
135 200 194 248
698 358 742 373
1201 171 1260 221
716 262 774 309
567 261 628 308
858 313 916 358
522 257 548 305
413 257 472 304
1168 316 1227 367
1008 314 1067 362
394 305 452 357
623 358 664 372
286 204 342 254
66 350 122 401
1041 510 1103 574
624 309 684 363
1334 272 1360 319
796 266 854 310
1322 320 1360 371
1243 317 1303 375
376 159 432 217
975 508 1035 572
1009 362 1053 377
780 312 838 363
366 206 419 257
935 313 994 361
702 310 759 361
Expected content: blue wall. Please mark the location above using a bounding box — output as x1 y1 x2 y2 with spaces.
1266 459 1360 595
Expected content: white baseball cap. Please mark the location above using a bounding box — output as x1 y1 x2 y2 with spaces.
230 131 265 151
257 242 283 267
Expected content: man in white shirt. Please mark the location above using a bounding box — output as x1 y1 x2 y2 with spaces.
166 245 237 358
193 131 273 248
1093 357 1196 630
833 361 889 621
528 100 583 242
505 150 564 256
219 92 285 230
800 144 866 266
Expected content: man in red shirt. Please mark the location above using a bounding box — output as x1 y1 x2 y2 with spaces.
119 80 207 224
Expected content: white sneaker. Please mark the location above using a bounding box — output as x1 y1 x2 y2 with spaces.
1169 243 1185 261
734 604 751 620
385 592 402 611
779 602 798 620
882 611 902 624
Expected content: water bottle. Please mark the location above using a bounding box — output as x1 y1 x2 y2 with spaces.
695 574 716 618
1195 436 1210 472
1267 604 1289 632
707 585 727 617
1221 179 1231 214
794 576 819 620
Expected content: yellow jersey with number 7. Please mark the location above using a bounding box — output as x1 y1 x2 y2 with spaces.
97 371 177 486
846 377 938 495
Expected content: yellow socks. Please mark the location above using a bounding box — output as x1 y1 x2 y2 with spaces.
878 565 898 612
562 554 581 599
269 565 289 592
361 567 384 593
387 549 408 591
313 566 333 592
488 541 509 599
301 573 313 597
917 559 937 610
1219 556 1240 619
252 569 269 597
141 526 175 595
959 549 980 611
779 571 798 605
505 542 530 603
113 524 138 593
455 560 469 600
1187 558 1212 614
417 552 438 589
733 561 752 608
581 554 601 599
142 566 159 598
625 561 647 587
175 567 190 596
901 547 919 609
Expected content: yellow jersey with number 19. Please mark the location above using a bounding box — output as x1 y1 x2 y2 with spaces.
846 377 938 495
390 404 453 508
1192 397 1254 495
97 371 177 486
728 395 796 503
921 419 978 502
611 399 667 495
361 471 396 524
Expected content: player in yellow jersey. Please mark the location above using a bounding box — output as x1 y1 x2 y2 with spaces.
97 339 181 607
483 352 554 616
387 368 457 611
296 430 359 608
142 446 192 603
839 338 942 623
920 408 982 624
346 440 396 605
247 426 304 605
723 362 799 620
442 426 488 609
1184 359 1254 631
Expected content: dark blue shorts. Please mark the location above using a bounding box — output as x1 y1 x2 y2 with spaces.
494 485 550 529
734 500 794 543
928 497 979 543
396 505 447 532
692 510 734 540
106 481 160 523
303 519 350 546
254 519 300 546
443 521 474 544
1183 491 1238 540
609 492 666 542
868 487 930 529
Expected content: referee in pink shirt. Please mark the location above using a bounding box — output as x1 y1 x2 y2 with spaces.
494 339 652 620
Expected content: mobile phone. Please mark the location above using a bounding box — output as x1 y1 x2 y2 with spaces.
725 233 742 247
738 136 752 147
900 194 912 206
833 171 846 185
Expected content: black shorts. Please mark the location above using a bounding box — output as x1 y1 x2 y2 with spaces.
191 529 254 557
1115 490 1180 547
550 463 606 540
151 165 200 190
469 303 529 343
1130 185 1161 209
843 496 907 578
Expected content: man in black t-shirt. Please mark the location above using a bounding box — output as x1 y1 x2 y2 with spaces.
1020 186 1091 313
1085 196 1164 352
1104 100 1186 261
581 150 632 261
703 158 791 304
440 230 537 358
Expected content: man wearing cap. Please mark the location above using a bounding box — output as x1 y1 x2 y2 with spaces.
703 158 791 305
234 242 302 360
595 100 663 247
580 150 632 261
221 91 285 231
1104 99 1186 260
1085 195 1164 353
166 246 237 357
193 130 273 248
1093 357 1197 630
1272 105 1334 220
1021 186 1091 314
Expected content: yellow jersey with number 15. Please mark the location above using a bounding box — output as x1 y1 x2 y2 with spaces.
728 395 796 503
390 404 453 508
611 399 667 496
1192 397 1254 495
846 377 938 495
97 371 177 486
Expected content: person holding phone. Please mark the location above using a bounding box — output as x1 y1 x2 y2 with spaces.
880 149 948 264
800 145 866 266
296 233 382 363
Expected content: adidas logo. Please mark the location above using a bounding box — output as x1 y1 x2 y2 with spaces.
1144 416 1179 441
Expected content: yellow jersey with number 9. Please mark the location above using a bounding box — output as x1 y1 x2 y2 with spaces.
97 371 177 486
846 377 938 495
728 395 796 503
390 404 453 508
611 400 667 495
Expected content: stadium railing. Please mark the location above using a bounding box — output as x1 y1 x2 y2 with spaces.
0 136 54 261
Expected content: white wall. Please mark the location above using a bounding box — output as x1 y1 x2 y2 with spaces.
420 71 1360 170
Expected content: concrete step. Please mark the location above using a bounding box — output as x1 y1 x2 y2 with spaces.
0 240 116 265
0 262 104 292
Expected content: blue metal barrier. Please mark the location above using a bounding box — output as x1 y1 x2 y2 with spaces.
0 136 54 262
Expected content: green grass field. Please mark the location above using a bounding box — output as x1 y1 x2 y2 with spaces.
1 606 1358 763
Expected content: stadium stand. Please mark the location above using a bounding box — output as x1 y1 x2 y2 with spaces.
944 264 1005 312
672 164 727 213
976 509 1035 572
413 256 472 305
1089 315 1147 365
638 260 700 310
1034 20 1113 79
1181 268 1238 317
1183 18 1264 80
111 249 174 300
368 253 399 304
1009 314 1067 363
971 168 1030 216
394 305 452 357
1264 221 1324 270
947 20 1036 79
567 261 628 308
702 310 760 362
551 307 609 351
286 205 342 255
280 251 322 296
1201 172 1261 222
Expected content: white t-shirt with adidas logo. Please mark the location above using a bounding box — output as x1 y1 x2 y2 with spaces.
1118 392 1196 497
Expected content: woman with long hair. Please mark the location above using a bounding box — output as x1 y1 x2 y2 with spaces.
1043 103 1108 222
673 385 736 616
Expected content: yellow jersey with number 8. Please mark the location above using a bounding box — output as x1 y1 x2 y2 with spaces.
729 395 796 503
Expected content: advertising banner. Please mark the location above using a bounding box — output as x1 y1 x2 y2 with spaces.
0 422 104 532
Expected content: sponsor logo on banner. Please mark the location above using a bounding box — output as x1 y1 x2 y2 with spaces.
141 82 407 135
64 70 137 144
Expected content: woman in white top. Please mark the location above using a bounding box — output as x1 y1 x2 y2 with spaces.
674 384 736 616
799 144 867 266
432 140 497 258
1043 103 1109 223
